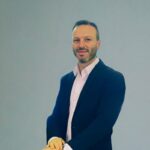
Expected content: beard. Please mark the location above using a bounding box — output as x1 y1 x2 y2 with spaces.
73 46 98 64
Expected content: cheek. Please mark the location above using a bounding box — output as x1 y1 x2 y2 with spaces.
91 43 99 49
72 44 78 50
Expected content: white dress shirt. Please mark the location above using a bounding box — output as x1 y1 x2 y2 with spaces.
64 58 99 150
50 58 99 150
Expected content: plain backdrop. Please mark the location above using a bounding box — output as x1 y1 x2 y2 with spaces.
0 0 150 150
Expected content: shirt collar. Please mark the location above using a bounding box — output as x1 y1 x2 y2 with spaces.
73 57 99 78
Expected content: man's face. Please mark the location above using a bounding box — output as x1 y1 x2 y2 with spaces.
72 25 100 63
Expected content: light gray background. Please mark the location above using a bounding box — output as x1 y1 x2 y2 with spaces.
0 0 150 150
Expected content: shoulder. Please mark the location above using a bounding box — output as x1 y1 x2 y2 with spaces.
102 62 126 92
105 64 124 82
95 60 126 90
97 60 125 82
60 71 75 83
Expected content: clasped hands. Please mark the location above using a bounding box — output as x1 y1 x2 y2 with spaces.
43 137 65 150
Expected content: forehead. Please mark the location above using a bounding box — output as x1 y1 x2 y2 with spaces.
72 25 97 38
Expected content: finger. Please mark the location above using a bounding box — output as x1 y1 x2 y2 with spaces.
50 143 55 149
49 148 56 150
48 138 65 150
59 141 65 150
61 139 65 145
55 139 64 150
57 139 65 150
51 140 62 150
52 142 60 150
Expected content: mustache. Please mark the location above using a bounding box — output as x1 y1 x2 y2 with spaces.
76 47 89 51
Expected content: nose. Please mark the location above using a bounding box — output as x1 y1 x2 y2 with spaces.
79 39 85 48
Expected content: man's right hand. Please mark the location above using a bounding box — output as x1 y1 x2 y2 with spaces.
47 137 65 150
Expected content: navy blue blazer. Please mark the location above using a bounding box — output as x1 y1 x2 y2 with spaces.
47 59 126 150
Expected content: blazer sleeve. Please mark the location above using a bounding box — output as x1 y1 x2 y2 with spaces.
67 73 126 150
46 77 67 142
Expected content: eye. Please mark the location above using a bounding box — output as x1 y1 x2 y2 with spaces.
73 39 80 43
84 38 92 42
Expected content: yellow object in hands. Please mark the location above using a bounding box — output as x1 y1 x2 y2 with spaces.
48 137 65 150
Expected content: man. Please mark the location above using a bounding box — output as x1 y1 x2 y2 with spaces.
43 20 126 150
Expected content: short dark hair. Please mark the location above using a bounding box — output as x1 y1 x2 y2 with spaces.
72 20 100 40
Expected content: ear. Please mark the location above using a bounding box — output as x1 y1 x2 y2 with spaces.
97 40 101 49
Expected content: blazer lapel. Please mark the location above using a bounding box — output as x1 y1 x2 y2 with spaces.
72 60 106 118
65 72 76 109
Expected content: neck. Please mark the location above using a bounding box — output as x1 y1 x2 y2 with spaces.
78 57 97 73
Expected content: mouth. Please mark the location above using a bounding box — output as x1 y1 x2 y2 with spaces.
77 51 87 53
77 49 88 53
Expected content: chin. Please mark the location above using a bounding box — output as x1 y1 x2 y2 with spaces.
78 58 89 63
79 56 96 64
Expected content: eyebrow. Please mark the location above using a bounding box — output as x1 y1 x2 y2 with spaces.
73 36 93 39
